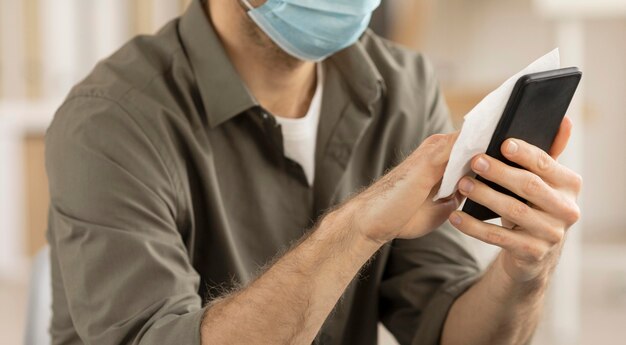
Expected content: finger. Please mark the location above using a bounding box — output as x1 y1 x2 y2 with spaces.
418 131 459 166
412 191 463 233
500 138 580 189
406 132 459 187
457 177 563 244
424 189 464 212
549 116 573 159
449 211 550 262
375 132 460 207
468 154 569 216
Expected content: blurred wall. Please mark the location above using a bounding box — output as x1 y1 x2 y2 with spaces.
583 19 626 238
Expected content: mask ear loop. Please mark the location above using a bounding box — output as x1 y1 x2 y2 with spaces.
239 0 254 11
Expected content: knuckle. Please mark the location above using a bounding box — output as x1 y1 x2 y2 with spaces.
536 150 554 173
408 148 426 165
533 248 547 262
523 244 546 262
485 228 506 245
571 173 583 193
522 174 544 197
563 202 581 225
546 227 564 244
417 134 449 166
423 134 446 147
508 201 530 220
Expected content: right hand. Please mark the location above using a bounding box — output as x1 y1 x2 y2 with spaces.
347 132 463 245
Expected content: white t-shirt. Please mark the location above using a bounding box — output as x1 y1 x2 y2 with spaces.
273 64 323 187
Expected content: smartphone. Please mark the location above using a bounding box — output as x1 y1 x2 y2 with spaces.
462 67 582 221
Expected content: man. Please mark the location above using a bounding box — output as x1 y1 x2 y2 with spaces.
45 0 582 344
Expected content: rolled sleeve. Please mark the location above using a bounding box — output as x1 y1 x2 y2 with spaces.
46 96 204 344
379 222 481 345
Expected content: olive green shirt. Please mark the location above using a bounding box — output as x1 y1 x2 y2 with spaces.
46 1 480 344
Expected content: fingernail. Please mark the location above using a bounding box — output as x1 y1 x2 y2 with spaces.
458 178 474 194
449 212 462 225
506 140 519 155
474 157 489 173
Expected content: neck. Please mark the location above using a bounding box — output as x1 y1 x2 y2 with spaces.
208 0 317 119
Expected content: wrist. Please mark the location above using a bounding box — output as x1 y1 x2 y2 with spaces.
322 201 384 256
489 253 549 303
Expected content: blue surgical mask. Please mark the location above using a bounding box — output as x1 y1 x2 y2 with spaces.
241 0 381 61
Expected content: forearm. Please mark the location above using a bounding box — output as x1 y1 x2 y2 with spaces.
199 131 461 344
200 205 381 344
441 251 548 345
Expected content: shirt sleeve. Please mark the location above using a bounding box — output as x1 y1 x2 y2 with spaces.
379 55 481 345
379 223 480 345
46 96 204 345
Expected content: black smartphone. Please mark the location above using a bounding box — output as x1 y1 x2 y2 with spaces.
462 67 582 221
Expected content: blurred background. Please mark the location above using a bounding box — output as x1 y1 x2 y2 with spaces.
0 0 624 344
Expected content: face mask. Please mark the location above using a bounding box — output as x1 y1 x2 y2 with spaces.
240 0 381 61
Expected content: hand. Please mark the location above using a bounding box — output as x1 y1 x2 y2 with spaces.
349 132 464 245
449 117 582 283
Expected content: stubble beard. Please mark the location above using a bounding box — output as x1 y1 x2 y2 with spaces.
237 3 305 71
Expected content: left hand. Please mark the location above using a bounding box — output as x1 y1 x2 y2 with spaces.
448 117 582 283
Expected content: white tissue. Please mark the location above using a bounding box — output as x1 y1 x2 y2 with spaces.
434 49 561 200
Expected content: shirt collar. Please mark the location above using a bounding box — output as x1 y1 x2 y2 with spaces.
178 0 386 128
328 30 387 109
179 0 257 128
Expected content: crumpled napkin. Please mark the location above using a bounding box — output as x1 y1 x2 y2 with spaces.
434 48 561 200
